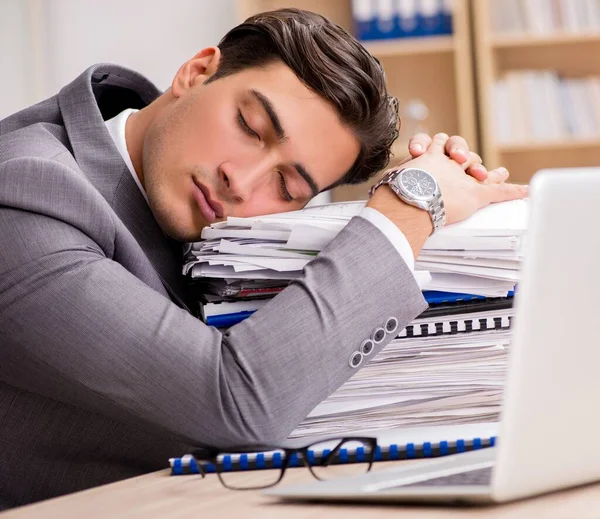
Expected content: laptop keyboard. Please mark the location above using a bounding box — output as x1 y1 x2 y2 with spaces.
402 467 493 487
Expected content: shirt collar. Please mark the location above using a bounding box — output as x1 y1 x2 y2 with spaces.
104 108 150 206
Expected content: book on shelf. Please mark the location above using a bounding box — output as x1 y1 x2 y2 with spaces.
492 70 600 144
490 0 600 35
351 0 453 41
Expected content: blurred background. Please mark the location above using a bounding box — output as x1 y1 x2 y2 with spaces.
2 0 600 202
0 0 236 116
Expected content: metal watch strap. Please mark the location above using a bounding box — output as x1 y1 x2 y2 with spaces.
428 193 446 233
368 168 446 234
368 169 399 198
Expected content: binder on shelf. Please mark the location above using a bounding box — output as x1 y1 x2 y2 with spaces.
351 0 453 42
418 0 444 36
351 0 377 41
396 0 420 38
441 0 453 34
170 423 498 475
490 0 600 34
376 0 397 39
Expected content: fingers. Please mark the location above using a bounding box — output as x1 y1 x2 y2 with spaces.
408 133 433 157
444 136 487 182
467 163 488 182
468 166 488 181
408 132 496 185
483 167 509 185
427 133 450 154
460 151 488 182
485 182 529 204
449 147 487 181
462 151 482 169
445 135 470 165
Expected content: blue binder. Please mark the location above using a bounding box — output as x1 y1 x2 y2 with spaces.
206 311 256 328
422 290 515 305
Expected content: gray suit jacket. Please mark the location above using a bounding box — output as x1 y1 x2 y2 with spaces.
0 64 427 509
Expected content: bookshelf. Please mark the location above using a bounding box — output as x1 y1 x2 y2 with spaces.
237 0 478 202
473 0 600 184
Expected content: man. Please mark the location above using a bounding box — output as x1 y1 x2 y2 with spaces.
0 8 526 509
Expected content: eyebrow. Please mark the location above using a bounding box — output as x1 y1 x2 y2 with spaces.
249 89 320 198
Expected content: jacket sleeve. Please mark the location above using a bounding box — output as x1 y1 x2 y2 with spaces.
0 157 428 447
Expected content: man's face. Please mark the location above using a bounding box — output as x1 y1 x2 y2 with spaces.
142 59 361 242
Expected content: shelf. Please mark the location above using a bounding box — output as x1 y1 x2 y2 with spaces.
498 138 600 153
364 35 454 58
491 31 600 49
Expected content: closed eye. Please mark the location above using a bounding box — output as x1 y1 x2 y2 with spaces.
278 172 293 202
237 110 259 140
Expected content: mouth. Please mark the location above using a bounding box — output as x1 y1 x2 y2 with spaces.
192 178 224 223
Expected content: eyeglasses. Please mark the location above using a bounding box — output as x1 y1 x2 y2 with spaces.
191 436 378 490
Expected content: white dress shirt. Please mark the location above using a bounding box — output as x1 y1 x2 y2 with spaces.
104 108 149 206
104 110 428 288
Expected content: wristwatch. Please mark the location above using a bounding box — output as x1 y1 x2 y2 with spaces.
369 167 446 234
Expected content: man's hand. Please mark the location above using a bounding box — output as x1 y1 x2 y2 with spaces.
367 133 528 257
405 133 527 225
407 132 499 183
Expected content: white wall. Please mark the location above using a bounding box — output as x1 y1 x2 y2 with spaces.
0 0 237 118
0 0 332 204
0 0 35 119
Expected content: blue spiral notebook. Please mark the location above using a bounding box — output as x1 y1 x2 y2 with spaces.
169 423 499 475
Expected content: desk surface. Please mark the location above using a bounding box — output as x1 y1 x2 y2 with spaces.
3 461 600 519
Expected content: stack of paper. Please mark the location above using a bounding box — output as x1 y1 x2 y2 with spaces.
416 199 527 297
181 200 526 441
183 199 528 326
290 328 511 439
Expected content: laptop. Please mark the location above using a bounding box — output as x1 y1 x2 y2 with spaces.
265 168 600 505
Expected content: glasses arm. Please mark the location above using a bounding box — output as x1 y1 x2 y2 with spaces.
192 449 222 478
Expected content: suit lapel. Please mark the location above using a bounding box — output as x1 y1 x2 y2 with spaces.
111 169 193 310
57 64 192 312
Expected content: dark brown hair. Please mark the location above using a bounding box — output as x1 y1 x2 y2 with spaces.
207 8 399 190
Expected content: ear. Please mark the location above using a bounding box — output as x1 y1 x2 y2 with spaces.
171 47 222 98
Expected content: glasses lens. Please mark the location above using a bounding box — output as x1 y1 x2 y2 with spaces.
305 439 374 481
215 452 285 490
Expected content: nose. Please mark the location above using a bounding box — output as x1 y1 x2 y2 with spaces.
219 159 270 203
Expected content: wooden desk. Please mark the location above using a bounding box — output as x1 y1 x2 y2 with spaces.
3 461 600 519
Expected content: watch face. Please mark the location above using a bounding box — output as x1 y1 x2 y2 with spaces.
399 169 437 199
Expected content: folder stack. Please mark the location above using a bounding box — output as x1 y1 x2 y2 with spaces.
183 199 528 328
183 199 528 437
291 327 511 438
